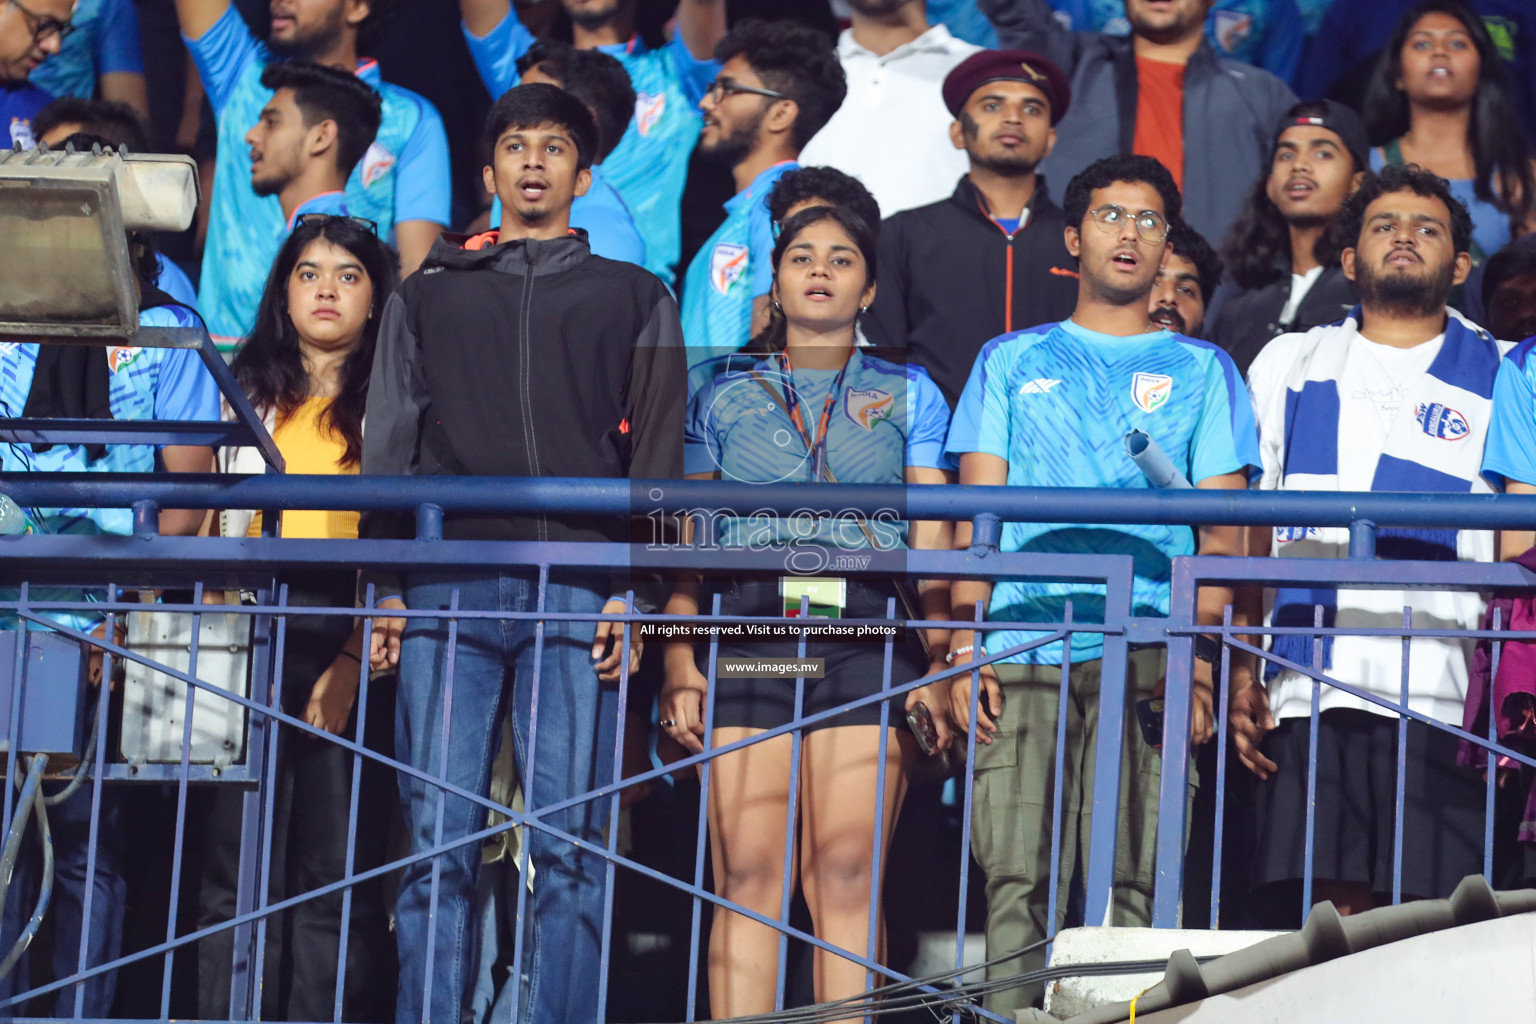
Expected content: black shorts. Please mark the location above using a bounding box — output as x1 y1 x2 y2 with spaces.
701 578 928 732
1252 708 1487 899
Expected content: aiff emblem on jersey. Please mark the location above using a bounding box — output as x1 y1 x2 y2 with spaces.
109 347 142 373
635 92 666 137
1415 401 1470 440
1131 371 1172 414
1212 10 1253 53
844 388 894 430
710 243 749 295
360 141 395 188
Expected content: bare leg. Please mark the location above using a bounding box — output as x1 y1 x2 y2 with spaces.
800 726 910 1021
707 726 795 1018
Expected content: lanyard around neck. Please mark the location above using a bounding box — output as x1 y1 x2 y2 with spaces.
777 347 854 481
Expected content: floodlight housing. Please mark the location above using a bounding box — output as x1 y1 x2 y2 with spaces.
0 145 198 342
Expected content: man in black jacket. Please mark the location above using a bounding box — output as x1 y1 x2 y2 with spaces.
865 48 1079 406
1209 100 1366 375
361 84 685 1024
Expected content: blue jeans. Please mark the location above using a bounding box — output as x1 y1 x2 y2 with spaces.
0 780 124 1017
393 572 617 1024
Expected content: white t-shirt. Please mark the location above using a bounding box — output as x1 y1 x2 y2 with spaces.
1247 326 1487 727
1336 333 1443 485
1277 265 1325 325
799 25 980 217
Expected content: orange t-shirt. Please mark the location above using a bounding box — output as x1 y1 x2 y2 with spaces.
1132 57 1186 191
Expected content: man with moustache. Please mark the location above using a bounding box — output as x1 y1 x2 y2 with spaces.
1235 165 1504 915
1148 219 1222 337
1211 101 1368 375
245 61 382 230
865 49 1079 406
798 0 981 216
174 0 450 343
679 19 845 363
0 0 73 146
981 0 1295 246
946 153 1257 1012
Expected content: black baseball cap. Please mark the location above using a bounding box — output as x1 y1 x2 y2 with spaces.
1271 100 1370 173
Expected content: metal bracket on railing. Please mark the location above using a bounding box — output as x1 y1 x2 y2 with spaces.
1349 519 1378 559
415 503 444 542
132 499 159 539
969 511 1002 555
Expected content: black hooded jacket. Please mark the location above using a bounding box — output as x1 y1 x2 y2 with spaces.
360 230 686 561
865 176 1080 407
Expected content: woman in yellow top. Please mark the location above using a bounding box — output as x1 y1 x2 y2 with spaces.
199 215 402 1021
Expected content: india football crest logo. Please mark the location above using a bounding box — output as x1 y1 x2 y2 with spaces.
109 347 142 373
360 141 395 188
1415 402 1470 440
710 243 749 295
635 92 666 137
1212 10 1254 54
844 388 894 430
1131 372 1173 414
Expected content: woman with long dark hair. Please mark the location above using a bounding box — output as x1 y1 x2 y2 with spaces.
1362 0 1536 263
659 205 955 1021
197 215 402 1023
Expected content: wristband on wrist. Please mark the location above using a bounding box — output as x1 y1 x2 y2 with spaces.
945 644 975 665
338 649 362 664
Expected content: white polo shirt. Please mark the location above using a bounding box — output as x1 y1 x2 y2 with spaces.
799 24 981 217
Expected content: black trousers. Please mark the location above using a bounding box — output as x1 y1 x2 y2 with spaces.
195 578 399 1022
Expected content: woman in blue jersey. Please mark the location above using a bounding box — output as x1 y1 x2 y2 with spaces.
659 205 956 1018
1362 1 1536 265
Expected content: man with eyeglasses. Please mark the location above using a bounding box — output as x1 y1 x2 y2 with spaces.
0 0 73 147
945 153 1257 1013
680 19 845 366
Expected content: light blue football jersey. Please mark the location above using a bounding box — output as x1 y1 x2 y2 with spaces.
681 161 795 367
463 13 716 285
946 318 1259 664
31 0 144 100
0 305 220 631
687 350 952 549
1481 335 1536 490
187 5 451 343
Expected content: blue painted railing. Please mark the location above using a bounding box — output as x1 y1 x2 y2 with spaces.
0 478 1534 1023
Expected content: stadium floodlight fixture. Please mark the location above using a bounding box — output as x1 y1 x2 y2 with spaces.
0 142 198 343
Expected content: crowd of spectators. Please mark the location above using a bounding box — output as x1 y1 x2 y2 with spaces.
0 0 1534 1022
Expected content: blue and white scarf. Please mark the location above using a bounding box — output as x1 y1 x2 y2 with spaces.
1267 308 1501 678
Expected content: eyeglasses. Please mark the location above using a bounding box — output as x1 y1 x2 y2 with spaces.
7 0 76 44
1087 204 1170 243
704 77 788 103
296 213 379 234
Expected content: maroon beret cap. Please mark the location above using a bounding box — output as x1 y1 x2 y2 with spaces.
941 49 1071 124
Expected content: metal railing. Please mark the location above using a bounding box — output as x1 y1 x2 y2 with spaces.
0 476 1533 1023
